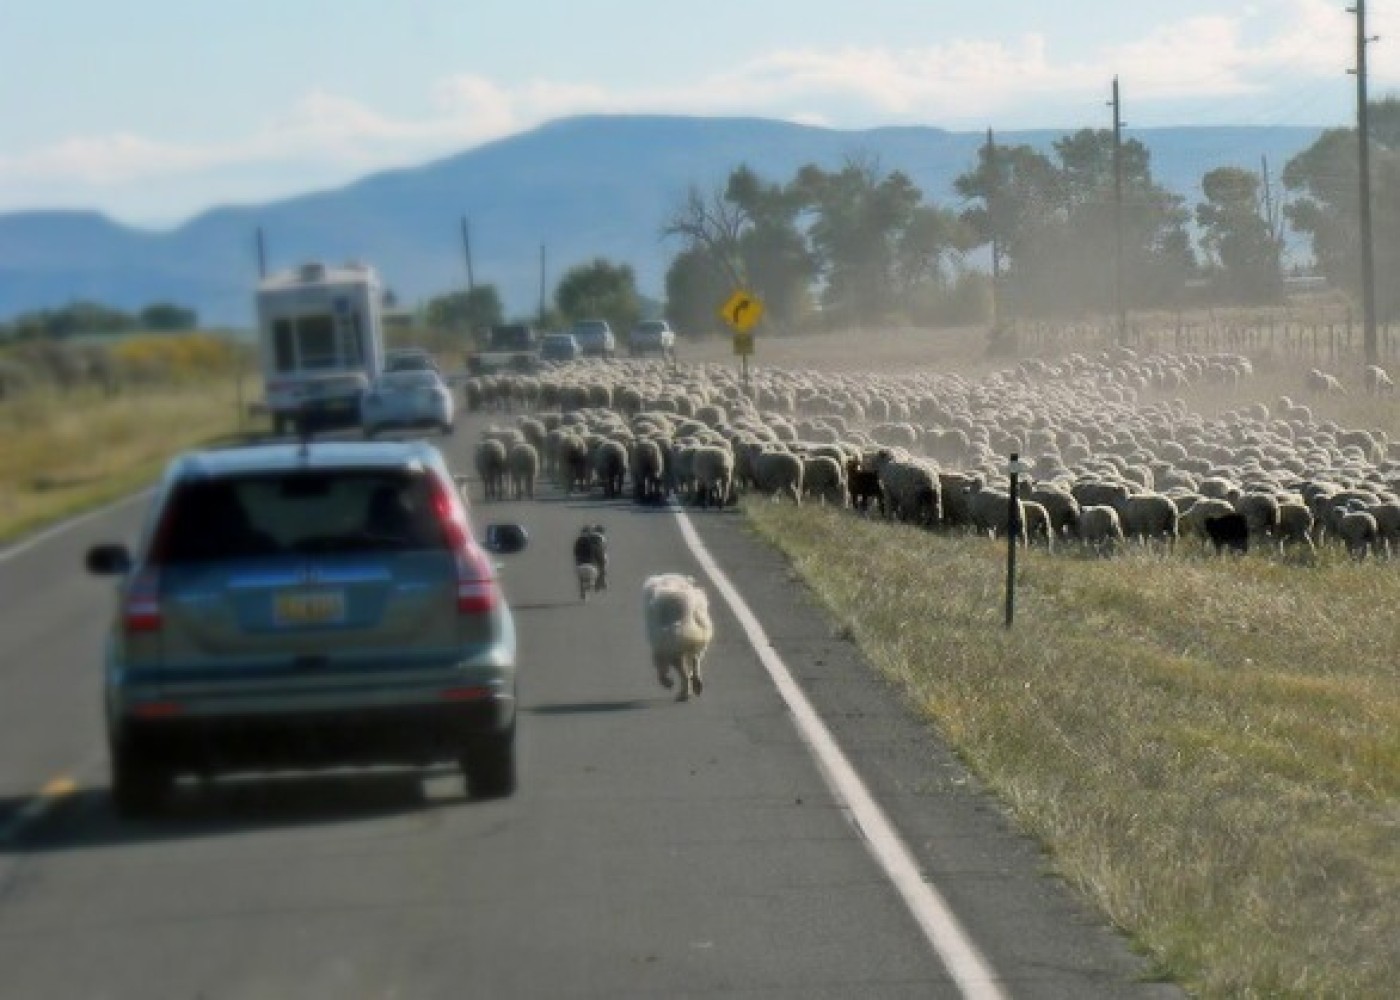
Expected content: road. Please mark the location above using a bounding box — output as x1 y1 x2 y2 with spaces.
0 408 1178 999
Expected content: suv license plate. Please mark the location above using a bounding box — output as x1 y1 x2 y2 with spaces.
275 590 346 626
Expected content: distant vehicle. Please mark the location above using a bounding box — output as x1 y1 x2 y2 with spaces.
539 332 581 362
256 261 385 436
384 347 440 373
466 324 540 375
570 319 616 358
361 368 455 437
629 319 676 357
84 438 530 817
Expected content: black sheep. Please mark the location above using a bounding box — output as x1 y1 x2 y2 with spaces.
846 462 884 514
1205 513 1249 555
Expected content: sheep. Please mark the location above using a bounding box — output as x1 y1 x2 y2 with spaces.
846 460 884 514
1078 505 1125 556
1362 365 1394 396
1338 509 1380 559
474 438 508 501
1276 501 1316 555
642 573 715 702
753 449 804 503
1117 493 1180 551
1180 497 1236 541
966 482 1023 541
1306 368 1346 395
874 451 941 527
592 439 630 499
1204 513 1249 555
507 441 539 500
558 434 592 493
692 445 735 508
1020 499 1054 551
631 438 667 504
802 455 848 506
1029 484 1081 539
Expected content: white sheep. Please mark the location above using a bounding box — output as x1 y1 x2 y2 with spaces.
754 449 804 503
643 574 715 702
506 441 539 500
1078 505 1125 556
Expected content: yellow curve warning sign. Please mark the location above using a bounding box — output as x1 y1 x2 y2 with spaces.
720 290 764 334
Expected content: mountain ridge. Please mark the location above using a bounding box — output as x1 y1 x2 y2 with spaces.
0 114 1326 326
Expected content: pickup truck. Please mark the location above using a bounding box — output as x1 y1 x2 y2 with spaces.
465 324 540 375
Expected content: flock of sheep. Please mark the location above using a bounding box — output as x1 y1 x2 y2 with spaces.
466 350 1400 561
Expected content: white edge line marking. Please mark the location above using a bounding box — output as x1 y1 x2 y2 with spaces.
674 508 1008 1000
0 489 153 564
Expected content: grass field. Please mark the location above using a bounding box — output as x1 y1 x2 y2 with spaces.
0 379 257 544
743 503 1399 998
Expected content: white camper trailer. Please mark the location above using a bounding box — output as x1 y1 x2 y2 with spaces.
256 261 385 434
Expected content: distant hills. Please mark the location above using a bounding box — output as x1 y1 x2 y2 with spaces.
0 114 1326 327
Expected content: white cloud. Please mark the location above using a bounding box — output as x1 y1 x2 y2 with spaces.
0 2 1371 220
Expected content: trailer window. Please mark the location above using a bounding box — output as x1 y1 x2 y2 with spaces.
273 319 295 373
296 315 337 369
343 312 364 365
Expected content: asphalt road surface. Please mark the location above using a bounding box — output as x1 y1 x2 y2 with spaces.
0 408 1180 999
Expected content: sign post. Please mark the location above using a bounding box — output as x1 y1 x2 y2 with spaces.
1004 453 1031 628
719 290 763 389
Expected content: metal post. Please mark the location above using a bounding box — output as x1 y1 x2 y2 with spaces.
460 216 475 292
1005 452 1021 629
1110 78 1126 343
255 227 267 279
538 244 547 326
986 128 1001 338
1351 1 1380 366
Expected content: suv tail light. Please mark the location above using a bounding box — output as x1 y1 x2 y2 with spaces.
123 569 163 633
428 474 500 615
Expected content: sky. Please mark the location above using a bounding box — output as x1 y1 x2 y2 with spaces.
2 0 1398 226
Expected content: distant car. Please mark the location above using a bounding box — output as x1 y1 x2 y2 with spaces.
539 332 581 362
569 319 616 358
360 369 455 437
629 320 676 357
384 348 440 373
84 439 530 817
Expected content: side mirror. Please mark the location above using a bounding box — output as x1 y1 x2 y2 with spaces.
86 543 132 576
483 523 529 555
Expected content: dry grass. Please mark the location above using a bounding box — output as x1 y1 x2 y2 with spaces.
744 504 1399 997
718 319 1398 996
0 379 258 543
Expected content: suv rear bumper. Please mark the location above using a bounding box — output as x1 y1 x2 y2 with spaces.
115 696 514 774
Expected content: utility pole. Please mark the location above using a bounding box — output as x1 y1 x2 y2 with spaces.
1350 1 1380 366
1260 154 1284 285
460 216 475 292
538 244 547 326
1110 77 1126 344
986 128 1002 337
255 227 267 279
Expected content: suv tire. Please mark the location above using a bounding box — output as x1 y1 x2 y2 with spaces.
111 740 172 818
462 726 516 800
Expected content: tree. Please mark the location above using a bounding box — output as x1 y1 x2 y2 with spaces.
1284 98 1400 319
1195 166 1282 302
424 285 504 338
662 166 815 327
139 302 198 331
953 131 1192 317
554 258 642 334
795 156 925 323
664 247 732 336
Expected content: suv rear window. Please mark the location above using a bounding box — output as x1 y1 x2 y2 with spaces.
153 471 449 564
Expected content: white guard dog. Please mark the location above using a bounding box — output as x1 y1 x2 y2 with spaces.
642 573 714 701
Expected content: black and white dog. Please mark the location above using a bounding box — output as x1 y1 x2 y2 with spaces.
573 525 608 600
